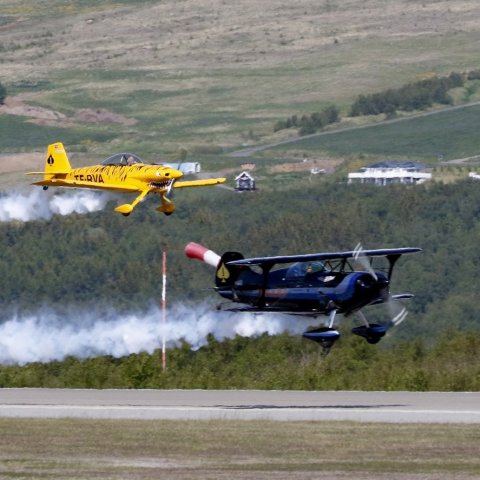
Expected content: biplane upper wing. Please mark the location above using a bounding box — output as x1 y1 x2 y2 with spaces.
227 247 422 266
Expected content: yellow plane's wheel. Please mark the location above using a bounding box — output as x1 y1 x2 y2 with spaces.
122 212 131 217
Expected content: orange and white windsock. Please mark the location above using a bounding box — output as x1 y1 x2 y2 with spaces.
184 242 221 268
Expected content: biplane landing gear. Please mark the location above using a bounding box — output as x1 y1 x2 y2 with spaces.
303 309 340 353
351 310 386 344
302 327 340 352
351 324 386 344
42 186 49 191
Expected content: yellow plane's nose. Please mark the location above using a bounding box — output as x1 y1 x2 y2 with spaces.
155 167 183 180
170 168 183 179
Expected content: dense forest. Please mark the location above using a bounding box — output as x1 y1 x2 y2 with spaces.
0 177 479 388
1 179 479 334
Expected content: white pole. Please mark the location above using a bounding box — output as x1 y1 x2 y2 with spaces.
161 250 167 371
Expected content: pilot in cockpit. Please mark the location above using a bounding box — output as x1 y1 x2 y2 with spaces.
305 261 326 280
117 154 137 165
286 260 326 281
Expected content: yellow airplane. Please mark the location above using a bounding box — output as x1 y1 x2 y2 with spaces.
27 142 226 216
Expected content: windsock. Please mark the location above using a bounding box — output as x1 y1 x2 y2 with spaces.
185 242 221 268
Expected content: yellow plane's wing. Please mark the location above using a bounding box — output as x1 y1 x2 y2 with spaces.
174 178 226 188
31 178 140 193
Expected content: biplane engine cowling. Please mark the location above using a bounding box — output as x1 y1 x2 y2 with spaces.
351 271 389 306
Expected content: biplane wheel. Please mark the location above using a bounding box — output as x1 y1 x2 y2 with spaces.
122 212 131 217
42 186 49 191
164 212 173 216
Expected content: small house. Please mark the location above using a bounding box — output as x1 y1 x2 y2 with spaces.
235 171 256 191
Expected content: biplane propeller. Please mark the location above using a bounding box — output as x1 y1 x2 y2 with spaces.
27 142 226 216
185 242 421 352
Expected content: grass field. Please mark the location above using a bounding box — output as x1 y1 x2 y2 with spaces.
270 103 480 162
0 418 479 479
2 0 480 163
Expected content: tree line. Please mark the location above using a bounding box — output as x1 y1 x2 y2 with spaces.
349 72 464 117
274 105 340 135
0 330 478 391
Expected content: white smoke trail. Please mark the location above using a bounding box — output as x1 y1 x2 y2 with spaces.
0 189 114 222
0 304 315 365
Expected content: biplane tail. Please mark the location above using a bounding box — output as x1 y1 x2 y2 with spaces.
214 251 246 289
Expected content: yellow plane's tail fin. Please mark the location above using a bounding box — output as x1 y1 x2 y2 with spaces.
44 142 72 175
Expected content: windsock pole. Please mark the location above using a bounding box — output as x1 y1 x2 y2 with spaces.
161 250 167 371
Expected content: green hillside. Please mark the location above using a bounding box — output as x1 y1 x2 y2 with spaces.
270 104 480 162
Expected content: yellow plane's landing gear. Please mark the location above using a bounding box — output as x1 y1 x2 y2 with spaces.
115 204 134 216
114 189 150 216
156 204 176 215
157 193 176 215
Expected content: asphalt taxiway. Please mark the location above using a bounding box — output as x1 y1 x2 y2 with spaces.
0 389 479 423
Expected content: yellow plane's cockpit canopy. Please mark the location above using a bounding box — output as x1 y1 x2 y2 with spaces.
101 153 144 166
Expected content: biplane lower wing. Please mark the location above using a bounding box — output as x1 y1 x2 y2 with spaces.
224 306 321 316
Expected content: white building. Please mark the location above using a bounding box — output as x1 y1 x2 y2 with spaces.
163 162 201 174
468 172 480 180
348 162 432 185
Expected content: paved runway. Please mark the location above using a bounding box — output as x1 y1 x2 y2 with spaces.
1 389 479 423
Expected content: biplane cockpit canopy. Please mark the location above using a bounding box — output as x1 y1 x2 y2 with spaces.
285 261 326 279
101 153 144 166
